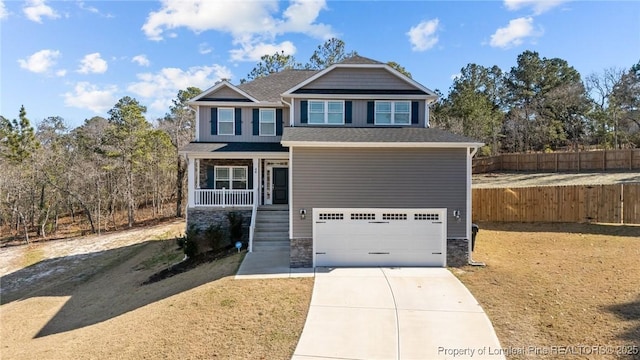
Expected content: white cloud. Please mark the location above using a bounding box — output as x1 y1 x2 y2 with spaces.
77 1 98 13
142 0 278 41
18 49 61 73
141 0 333 61
23 0 59 23
407 19 440 52
78 52 108 74
199 42 212 55
504 0 567 15
0 1 8 20
132 54 150 67
127 64 233 113
56 69 67 77
229 40 296 62
490 17 538 48
278 0 332 39
63 82 118 113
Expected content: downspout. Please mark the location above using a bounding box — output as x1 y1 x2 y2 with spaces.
281 97 294 127
467 146 484 266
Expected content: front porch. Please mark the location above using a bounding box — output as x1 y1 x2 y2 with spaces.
187 157 289 208
180 142 291 253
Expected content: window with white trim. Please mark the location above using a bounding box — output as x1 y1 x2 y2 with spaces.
259 109 276 136
218 108 235 135
214 166 247 189
308 100 344 124
375 101 411 125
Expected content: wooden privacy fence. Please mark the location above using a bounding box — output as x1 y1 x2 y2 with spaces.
473 149 640 173
472 184 640 224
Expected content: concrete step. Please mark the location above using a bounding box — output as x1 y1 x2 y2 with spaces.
254 233 289 241
252 241 290 251
255 221 289 227
256 214 289 220
258 205 289 211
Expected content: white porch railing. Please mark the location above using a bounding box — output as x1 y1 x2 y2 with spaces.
194 189 254 207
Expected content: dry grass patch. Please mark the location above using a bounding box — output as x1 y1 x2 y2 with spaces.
1 226 313 360
456 223 640 359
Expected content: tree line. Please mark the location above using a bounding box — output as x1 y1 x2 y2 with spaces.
1 39 638 242
0 90 200 243
432 51 639 155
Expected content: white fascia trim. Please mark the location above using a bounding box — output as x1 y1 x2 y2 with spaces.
179 151 290 159
286 93 437 101
190 80 259 103
189 101 282 107
281 141 485 148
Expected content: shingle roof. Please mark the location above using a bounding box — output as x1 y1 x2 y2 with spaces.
179 142 288 154
281 127 483 145
338 55 383 65
236 69 318 102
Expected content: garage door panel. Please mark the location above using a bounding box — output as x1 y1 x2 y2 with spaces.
314 208 447 267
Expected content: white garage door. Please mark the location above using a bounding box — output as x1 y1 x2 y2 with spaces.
313 208 447 267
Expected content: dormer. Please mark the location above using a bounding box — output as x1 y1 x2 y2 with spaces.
281 56 438 128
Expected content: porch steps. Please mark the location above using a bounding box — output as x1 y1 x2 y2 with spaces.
252 207 290 252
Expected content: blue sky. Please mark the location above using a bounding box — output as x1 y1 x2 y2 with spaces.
1 0 638 129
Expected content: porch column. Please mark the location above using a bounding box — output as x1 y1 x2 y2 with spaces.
253 158 259 205
187 156 195 207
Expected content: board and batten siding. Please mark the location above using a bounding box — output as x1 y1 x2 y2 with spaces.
198 106 288 142
291 147 468 239
301 67 416 90
292 99 426 127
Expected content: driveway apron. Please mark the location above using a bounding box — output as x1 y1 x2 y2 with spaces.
292 267 505 360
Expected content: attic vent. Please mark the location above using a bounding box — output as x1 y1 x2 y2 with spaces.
415 213 439 221
319 213 344 220
351 213 376 220
382 213 407 221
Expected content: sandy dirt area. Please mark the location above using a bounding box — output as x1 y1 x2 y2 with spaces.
473 171 640 188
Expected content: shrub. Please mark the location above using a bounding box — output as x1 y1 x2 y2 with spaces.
180 224 200 258
205 225 227 251
227 212 244 242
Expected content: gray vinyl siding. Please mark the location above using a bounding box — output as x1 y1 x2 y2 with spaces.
301 67 416 90
291 147 468 239
293 99 426 127
198 106 288 142
204 86 248 99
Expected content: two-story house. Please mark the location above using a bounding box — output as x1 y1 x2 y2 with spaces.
180 55 483 268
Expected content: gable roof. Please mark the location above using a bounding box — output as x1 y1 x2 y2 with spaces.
190 80 259 103
281 127 483 148
282 57 438 99
236 69 318 102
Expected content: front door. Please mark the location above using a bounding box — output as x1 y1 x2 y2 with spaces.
272 167 288 204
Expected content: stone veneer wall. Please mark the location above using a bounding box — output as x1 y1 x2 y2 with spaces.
290 238 312 268
447 238 469 267
186 208 252 245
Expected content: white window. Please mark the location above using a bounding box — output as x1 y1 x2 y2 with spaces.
214 166 247 189
375 101 411 125
260 109 276 136
308 100 344 124
218 108 234 135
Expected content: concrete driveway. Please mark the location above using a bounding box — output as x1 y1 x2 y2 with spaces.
292 267 505 360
